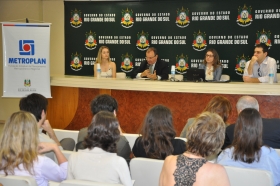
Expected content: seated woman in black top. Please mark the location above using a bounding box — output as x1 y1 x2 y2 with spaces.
132 105 186 159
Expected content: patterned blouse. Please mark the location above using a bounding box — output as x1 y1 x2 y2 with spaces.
173 154 207 186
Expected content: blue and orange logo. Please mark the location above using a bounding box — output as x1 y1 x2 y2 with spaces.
19 40 35 55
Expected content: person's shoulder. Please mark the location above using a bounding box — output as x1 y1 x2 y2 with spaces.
117 135 129 146
260 146 277 155
262 118 280 125
109 61 116 65
165 155 177 163
217 64 223 69
267 56 276 61
226 123 235 130
187 117 195 123
37 154 59 166
171 138 186 148
205 162 228 179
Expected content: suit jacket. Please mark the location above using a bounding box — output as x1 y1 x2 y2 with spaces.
222 118 280 149
199 63 222 81
132 58 169 80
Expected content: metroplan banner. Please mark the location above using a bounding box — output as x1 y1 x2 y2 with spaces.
65 0 280 81
2 23 51 98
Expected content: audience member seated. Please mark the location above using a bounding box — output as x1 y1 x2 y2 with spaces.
159 112 229 186
217 108 280 186
180 95 232 138
67 111 133 186
19 93 75 152
223 96 280 149
132 105 186 159
76 94 131 163
0 111 68 186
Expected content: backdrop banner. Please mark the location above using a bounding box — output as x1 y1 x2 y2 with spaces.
2 22 51 98
64 0 280 81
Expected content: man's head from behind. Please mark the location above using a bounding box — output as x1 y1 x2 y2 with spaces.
236 96 259 114
90 94 118 115
19 93 48 122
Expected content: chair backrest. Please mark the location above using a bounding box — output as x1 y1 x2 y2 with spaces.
0 175 37 186
122 133 139 149
130 157 164 186
274 148 280 157
168 74 183 81
224 166 274 186
277 73 280 81
116 72 126 79
53 129 79 147
59 179 124 186
220 74 230 81
54 150 75 164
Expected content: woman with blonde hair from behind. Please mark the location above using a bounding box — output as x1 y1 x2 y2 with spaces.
93 46 116 78
159 112 230 186
0 111 68 186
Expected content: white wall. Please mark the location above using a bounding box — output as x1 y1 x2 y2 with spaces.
0 0 64 121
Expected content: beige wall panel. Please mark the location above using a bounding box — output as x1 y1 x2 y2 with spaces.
0 0 64 121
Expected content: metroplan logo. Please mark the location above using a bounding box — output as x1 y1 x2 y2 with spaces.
19 40 35 55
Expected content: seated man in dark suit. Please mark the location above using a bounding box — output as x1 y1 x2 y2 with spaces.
131 47 169 80
76 94 131 163
222 96 280 149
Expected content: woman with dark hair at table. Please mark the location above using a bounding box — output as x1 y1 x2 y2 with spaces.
132 105 186 160
67 111 132 186
217 108 280 186
159 112 230 186
199 48 223 81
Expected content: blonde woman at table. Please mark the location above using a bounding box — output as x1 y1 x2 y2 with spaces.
93 46 116 78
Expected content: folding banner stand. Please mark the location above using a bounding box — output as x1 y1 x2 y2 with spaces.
1 22 51 98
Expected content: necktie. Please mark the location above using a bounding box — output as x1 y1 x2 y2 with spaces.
149 64 153 74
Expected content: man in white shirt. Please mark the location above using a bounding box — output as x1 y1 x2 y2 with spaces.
243 43 277 83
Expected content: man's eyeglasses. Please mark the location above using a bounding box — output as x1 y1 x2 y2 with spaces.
258 67 262 77
145 55 156 60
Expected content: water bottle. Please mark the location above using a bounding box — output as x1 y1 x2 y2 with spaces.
170 65 175 81
96 63 101 79
269 66 274 84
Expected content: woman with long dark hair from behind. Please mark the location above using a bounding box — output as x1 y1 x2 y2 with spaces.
0 111 68 186
132 104 186 159
217 108 280 186
67 111 132 186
